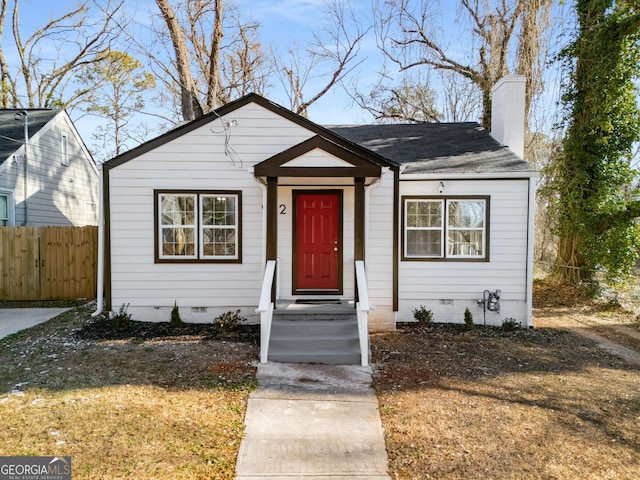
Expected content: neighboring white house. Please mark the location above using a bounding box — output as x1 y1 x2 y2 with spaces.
100 75 536 333
0 109 99 227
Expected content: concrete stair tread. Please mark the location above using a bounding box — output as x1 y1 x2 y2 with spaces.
268 354 362 365
268 313 362 365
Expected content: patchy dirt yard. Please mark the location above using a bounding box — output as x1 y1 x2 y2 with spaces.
0 304 258 479
1 278 639 480
372 280 640 479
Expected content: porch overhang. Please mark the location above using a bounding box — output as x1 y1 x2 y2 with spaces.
256 135 385 304
253 135 383 182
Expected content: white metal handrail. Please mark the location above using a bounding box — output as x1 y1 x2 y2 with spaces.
355 260 371 367
257 259 277 363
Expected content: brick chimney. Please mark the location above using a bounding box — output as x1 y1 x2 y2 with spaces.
490 75 526 159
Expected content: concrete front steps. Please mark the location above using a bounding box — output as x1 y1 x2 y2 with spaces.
267 305 362 364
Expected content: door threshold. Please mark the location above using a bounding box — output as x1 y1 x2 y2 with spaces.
295 299 342 305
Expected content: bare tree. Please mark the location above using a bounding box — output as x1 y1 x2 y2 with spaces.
350 70 443 123
0 0 10 108
155 0 204 121
151 0 268 121
438 70 482 122
516 0 552 132
0 0 124 109
374 0 552 130
272 0 369 117
222 13 270 101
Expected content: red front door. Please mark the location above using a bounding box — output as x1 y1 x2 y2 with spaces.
294 191 342 293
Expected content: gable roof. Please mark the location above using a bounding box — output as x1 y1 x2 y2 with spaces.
104 93 396 170
0 109 59 165
327 123 536 175
103 93 535 176
254 135 382 178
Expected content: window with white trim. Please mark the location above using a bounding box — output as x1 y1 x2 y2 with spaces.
156 191 241 262
0 194 8 226
405 199 444 257
0 193 13 226
403 197 488 260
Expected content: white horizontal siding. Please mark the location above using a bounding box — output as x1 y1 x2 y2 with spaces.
8 114 98 226
365 170 395 307
108 100 533 327
108 102 316 314
397 178 531 325
283 150 354 167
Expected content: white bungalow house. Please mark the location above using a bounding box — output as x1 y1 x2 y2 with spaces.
98 75 536 365
0 109 99 226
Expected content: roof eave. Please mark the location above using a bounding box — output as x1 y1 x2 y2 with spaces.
400 170 539 180
103 93 399 171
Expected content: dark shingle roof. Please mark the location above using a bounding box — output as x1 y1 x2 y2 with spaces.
0 109 58 165
327 123 536 175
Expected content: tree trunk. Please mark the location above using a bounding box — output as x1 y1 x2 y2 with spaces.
155 0 203 121
552 234 584 284
0 0 9 108
205 0 223 112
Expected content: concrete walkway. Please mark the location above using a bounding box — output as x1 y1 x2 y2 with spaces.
0 308 70 340
235 363 391 480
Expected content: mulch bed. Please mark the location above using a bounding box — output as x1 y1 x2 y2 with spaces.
75 313 260 344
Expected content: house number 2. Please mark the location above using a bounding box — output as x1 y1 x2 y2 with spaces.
279 204 286 214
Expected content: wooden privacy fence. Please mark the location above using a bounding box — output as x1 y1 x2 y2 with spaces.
0 226 98 301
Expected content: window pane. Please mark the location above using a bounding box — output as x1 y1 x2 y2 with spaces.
447 230 483 256
201 195 237 258
161 195 195 225
407 200 441 228
407 230 441 257
202 227 236 257
215 196 235 226
0 195 7 222
202 196 236 226
448 200 484 228
162 227 195 256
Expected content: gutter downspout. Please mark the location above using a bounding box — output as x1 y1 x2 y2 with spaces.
19 110 28 225
364 168 387 256
92 164 105 317
251 168 268 269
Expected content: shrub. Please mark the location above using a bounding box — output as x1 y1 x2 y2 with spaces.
412 305 434 326
214 309 245 332
501 317 521 331
111 303 132 330
463 307 474 331
170 301 183 327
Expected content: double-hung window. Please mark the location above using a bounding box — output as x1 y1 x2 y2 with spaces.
403 196 488 261
405 199 444 258
156 190 241 262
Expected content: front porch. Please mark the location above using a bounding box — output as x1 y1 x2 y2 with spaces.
252 133 392 366
257 260 372 366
